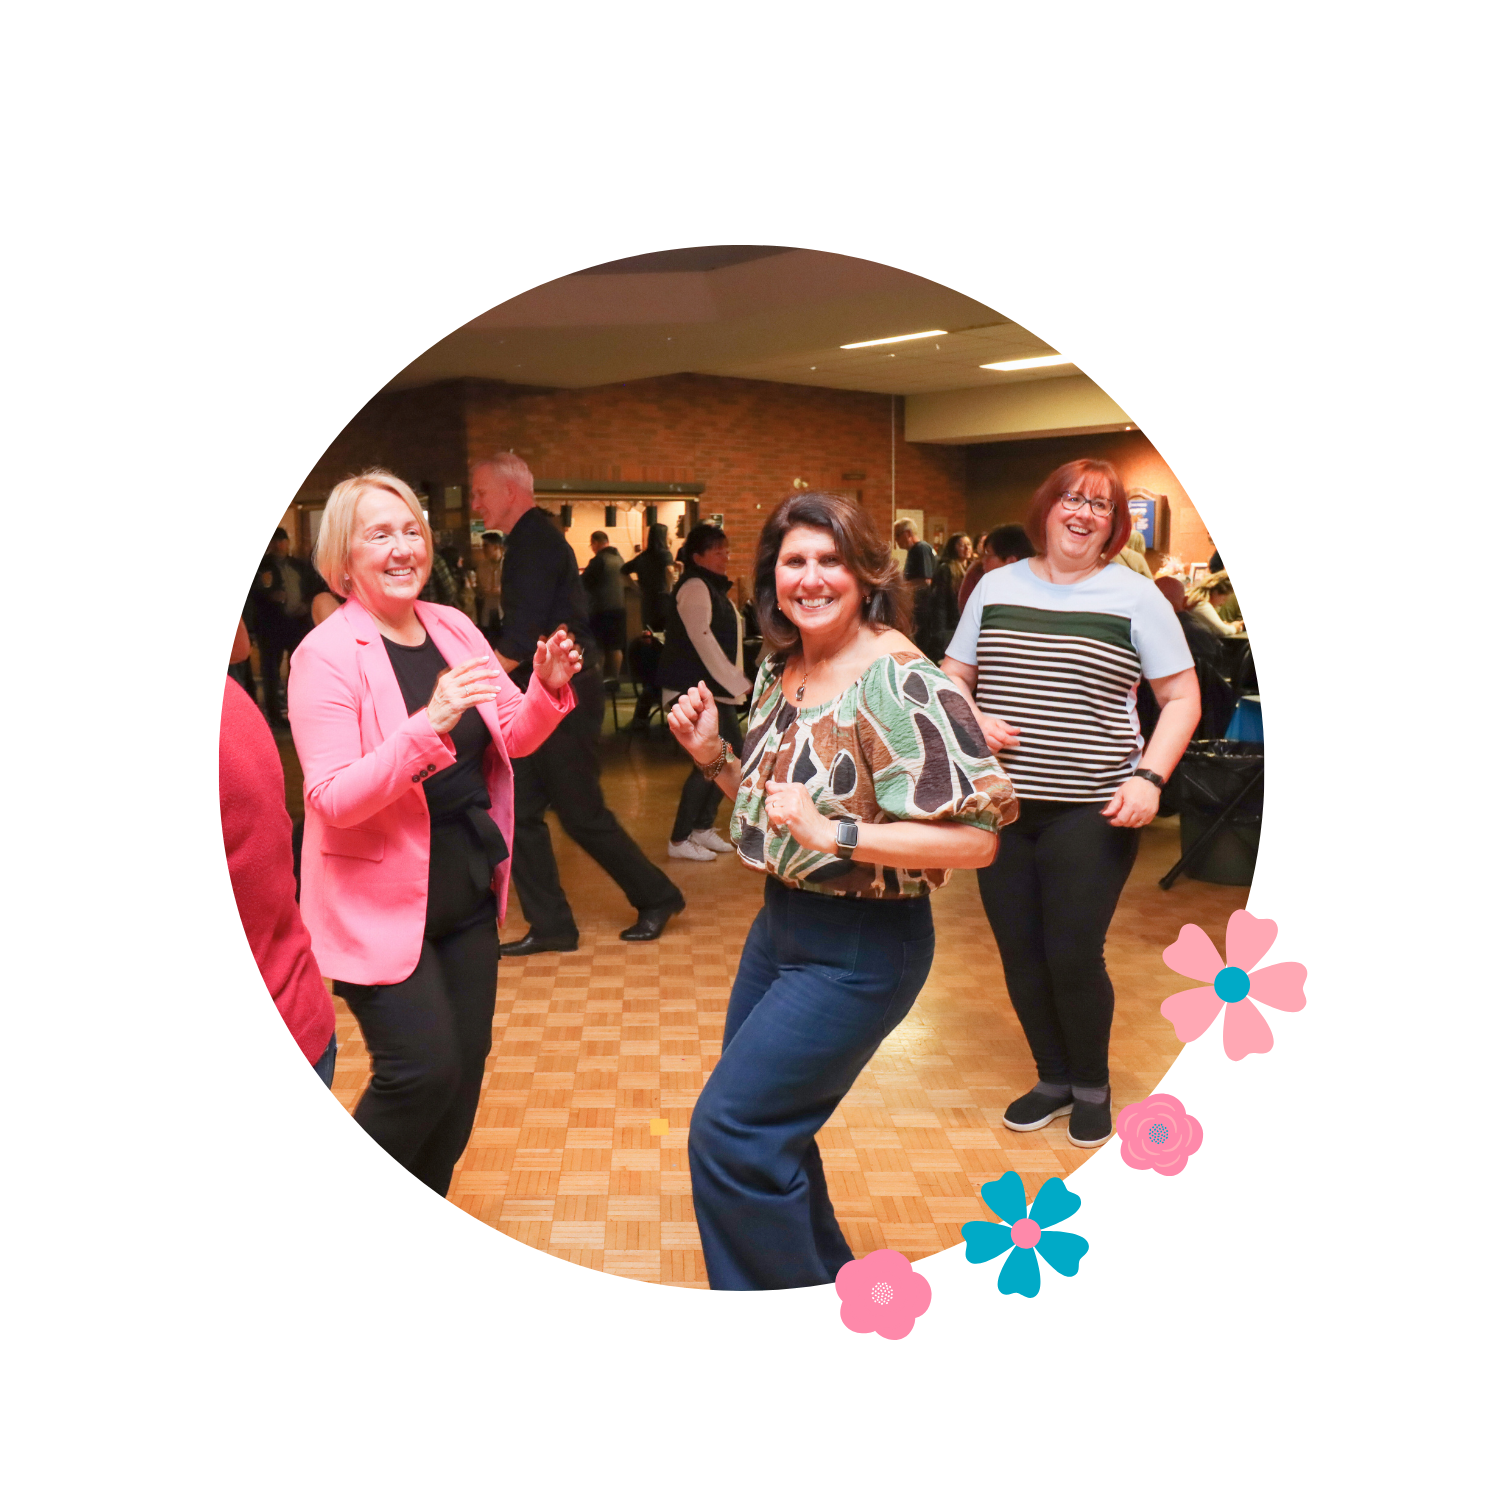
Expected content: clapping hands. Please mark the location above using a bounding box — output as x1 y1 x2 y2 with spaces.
427 657 500 735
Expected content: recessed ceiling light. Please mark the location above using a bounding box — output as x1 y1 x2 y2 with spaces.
840 329 947 349
980 354 1072 371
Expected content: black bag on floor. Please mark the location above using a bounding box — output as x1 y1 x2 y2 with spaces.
1173 740 1264 886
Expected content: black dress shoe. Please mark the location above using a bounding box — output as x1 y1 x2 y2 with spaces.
619 896 685 942
498 931 579 957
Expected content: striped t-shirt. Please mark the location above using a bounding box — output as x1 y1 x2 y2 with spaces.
946 560 1193 802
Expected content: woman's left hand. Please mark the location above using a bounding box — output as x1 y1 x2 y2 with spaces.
533 627 583 693
764 778 836 852
1102 776 1160 829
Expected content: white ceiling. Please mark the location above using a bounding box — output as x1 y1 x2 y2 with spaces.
384 247 1078 398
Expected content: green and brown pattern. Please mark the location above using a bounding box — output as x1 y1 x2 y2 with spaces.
730 646 1018 899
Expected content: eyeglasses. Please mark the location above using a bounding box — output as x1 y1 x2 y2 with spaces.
1058 491 1114 519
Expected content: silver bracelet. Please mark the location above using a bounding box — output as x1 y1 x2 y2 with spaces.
696 737 731 781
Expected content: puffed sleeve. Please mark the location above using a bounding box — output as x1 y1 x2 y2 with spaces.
853 655 1018 831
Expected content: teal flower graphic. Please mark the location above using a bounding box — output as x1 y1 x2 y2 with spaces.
961 1172 1089 1297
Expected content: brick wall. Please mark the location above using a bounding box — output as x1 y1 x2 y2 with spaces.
462 372 969 564
965 429 1219 569
297 380 471 505
296 371 971 594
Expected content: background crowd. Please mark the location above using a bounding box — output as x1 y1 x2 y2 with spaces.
222 456 1255 1288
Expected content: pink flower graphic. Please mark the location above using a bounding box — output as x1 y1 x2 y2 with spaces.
1116 1094 1204 1175
835 1248 932 1339
1161 910 1306 1060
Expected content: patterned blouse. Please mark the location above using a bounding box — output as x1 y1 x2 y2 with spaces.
730 646 1018 899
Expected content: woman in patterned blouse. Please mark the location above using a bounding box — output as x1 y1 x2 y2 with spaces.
667 492 1017 1291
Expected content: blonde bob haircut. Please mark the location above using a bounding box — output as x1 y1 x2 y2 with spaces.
315 469 432 600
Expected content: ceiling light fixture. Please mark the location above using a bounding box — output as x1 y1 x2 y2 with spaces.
980 353 1072 371
840 329 947 349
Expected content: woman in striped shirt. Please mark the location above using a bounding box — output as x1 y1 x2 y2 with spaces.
942 460 1201 1149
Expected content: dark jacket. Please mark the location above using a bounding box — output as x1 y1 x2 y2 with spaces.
1138 609 1235 745
581 546 625 614
496 506 598 686
913 560 965 662
251 553 327 639
619 524 674 631
657 563 741 698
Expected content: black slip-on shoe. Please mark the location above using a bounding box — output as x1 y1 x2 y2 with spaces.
1066 1094 1114 1149
1002 1087 1074 1133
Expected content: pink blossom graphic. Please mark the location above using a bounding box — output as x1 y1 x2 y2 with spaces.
835 1248 932 1339
1161 910 1306 1061
1116 1094 1204 1175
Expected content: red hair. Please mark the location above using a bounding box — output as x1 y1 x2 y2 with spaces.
1024 459 1131 562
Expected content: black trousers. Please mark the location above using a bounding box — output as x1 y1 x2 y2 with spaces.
228 660 258 704
669 699 744 843
509 668 681 941
257 624 307 716
976 799 1140 1091
335 819 499 1197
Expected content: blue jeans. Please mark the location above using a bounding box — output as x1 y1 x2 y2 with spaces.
690 879 935 1290
312 1032 338 1088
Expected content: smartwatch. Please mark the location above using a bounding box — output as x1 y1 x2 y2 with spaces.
834 818 860 854
1131 767 1166 790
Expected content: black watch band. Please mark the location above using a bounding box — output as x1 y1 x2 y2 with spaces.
1131 767 1166 790
834 818 859 853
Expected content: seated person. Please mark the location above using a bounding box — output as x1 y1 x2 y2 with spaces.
1148 576 1235 740
1184 570 1244 636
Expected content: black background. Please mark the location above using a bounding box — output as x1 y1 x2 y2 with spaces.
193 222 1332 1362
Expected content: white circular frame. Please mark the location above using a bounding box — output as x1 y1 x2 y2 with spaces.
193 217 1284 1320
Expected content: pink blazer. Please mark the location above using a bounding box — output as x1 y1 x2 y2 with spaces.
287 597 574 986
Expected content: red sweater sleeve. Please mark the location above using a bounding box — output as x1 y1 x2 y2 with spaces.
219 678 336 1066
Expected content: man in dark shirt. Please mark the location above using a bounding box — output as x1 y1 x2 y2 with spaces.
470 453 683 950
894 520 936 587
581 530 627 681
251 526 328 724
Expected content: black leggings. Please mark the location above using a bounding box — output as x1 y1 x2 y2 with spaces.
334 819 499 1197
976 799 1140 1091
669 700 744 843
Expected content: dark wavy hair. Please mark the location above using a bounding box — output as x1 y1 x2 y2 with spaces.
753 492 911 657
1024 458 1131 561
680 521 728 564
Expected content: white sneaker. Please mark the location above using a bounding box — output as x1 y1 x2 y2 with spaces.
690 827 735 854
668 839 716 861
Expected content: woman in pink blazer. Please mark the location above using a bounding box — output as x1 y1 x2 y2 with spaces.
289 469 580 1197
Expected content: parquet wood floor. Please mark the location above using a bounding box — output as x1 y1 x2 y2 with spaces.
278 714 1244 1290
